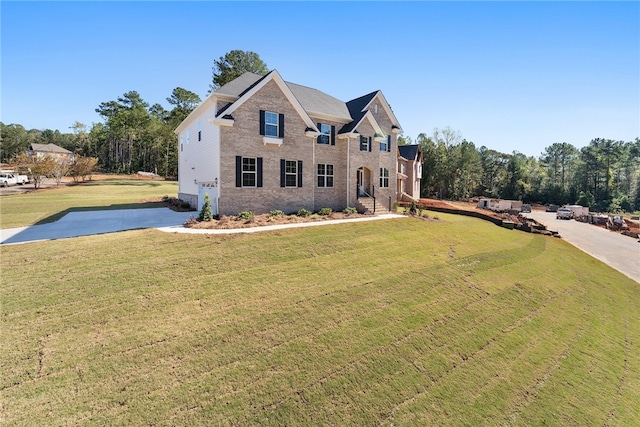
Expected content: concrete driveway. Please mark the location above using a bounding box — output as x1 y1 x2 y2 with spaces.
0 208 195 245
524 211 639 283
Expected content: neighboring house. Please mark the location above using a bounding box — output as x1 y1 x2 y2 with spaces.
397 144 423 201
28 143 75 162
175 69 415 216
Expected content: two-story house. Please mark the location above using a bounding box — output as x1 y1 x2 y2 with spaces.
398 144 423 201
175 69 414 216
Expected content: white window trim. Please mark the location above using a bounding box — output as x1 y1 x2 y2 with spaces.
317 124 331 145
379 167 389 188
265 111 279 137
360 135 369 151
242 157 257 188
317 163 334 188
285 160 297 188
263 136 283 146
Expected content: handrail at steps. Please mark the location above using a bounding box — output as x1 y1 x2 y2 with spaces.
356 183 376 213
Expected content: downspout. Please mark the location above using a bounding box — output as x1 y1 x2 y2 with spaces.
216 124 221 216
346 137 351 208
312 133 316 212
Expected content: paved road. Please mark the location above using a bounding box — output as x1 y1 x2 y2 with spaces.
524 211 639 283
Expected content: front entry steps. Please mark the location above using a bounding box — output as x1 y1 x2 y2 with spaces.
355 197 390 215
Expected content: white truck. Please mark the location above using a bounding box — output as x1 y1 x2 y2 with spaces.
0 173 18 187
14 172 30 185
0 170 29 185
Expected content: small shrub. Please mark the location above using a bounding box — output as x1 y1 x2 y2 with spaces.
269 210 285 216
183 217 198 228
238 211 255 220
297 208 312 217
404 200 423 216
343 207 358 215
318 207 332 216
198 194 214 221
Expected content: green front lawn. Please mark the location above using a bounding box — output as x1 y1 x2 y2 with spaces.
2 214 638 425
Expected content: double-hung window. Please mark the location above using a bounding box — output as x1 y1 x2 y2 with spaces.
379 167 389 188
236 156 263 188
265 112 278 137
360 135 371 152
243 158 257 187
317 164 334 188
285 160 297 187
379 135 391 152
317 123 334 145
280 159 303 187
260 110 285 138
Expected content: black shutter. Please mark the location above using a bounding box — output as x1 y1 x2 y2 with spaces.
257 157 263 187
331 125 335 145
280 159 286 187
368 136 372 152
279 113 285 137
297 160 303 187
387 135 392 152
317 123 322 144
259 110 265 136
236 156 242 187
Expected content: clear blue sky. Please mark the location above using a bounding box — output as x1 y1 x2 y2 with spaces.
2 1 639 157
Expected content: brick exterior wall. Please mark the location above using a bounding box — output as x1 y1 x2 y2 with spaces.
191 79 400 216
219 80 315 215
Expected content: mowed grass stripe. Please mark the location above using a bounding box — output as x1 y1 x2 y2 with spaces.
2 214 639 425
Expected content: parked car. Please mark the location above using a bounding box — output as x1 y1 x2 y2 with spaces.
521 204 531 213
556 208 573 220
0 173 18 187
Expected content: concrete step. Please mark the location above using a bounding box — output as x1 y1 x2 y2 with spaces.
356 197 390 214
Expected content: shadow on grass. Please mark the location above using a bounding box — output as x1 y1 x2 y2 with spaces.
72 179 169 188
34 201 169 225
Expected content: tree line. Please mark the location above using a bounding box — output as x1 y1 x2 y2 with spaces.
400 128 640 213
0 50 268 179
1 49 638 212
0 87 201 178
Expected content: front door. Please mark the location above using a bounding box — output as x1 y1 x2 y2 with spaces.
357 168 365 196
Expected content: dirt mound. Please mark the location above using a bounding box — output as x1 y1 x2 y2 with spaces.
417 198 527 225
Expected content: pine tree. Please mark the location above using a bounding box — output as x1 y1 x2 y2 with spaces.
198 193 214 221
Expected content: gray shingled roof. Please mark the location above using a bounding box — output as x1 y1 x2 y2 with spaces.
214 72 265 97
285 82 352 121
398 144 420 161
214 72 353 122
29 143 72 154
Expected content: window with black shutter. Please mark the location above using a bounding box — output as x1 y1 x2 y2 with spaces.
260 110 284 138
236 156 262 187
280 159 302 187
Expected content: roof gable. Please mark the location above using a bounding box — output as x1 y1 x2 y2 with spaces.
346 90 402 132
398 144 421 161
215 70 318 132
175 70 401 137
